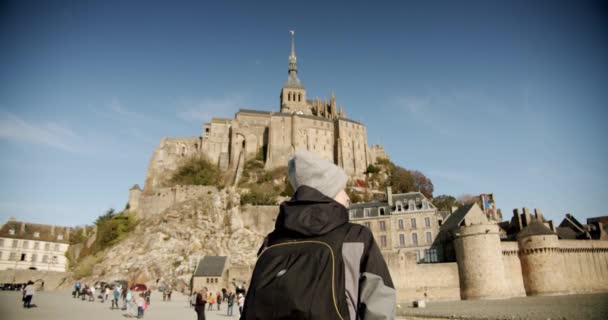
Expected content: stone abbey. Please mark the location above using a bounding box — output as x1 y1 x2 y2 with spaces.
142 31 385 192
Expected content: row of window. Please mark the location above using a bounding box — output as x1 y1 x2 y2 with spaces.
6 229 65 240
364 217 432 231
205 278 219 284
395 200 430 212
0 239 62 251
0 251 59 264
286 92 302 102
376 231 433 248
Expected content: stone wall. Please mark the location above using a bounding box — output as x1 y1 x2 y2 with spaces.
336 119 369 175
240 205 279 237
500 241 526 297
137 185 218 218
143 137 202 192
0 269 69 290
556 239 608 294
386 251 460 302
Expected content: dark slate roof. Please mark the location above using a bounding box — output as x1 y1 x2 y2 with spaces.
193 256 227 277
284 72 304 89
556 227 578 240
439 203 476 232
517 220 556 239
238 109 272 115
350 201 386 209
0 221 71 244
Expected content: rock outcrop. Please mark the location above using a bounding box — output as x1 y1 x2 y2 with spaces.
85 187 278 292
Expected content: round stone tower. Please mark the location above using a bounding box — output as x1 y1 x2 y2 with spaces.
454 223 508 299
517 220 565 295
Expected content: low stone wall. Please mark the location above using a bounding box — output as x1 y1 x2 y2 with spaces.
0 270 70 290
386 251 460 302
138 185 218 217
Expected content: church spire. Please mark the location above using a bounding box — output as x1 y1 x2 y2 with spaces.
289 30 297 74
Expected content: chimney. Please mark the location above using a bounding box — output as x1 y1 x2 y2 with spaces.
20 222 26 233
548 220 556 232
534 208 544 222
523 208 532 227
386 186 393 207
514 208 523 230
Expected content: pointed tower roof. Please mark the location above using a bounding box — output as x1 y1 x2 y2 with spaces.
284 30 304 89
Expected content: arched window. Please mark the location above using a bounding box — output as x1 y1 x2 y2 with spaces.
288 92 292 101
298 93 302 102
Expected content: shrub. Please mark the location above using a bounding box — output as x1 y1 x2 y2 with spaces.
366 164 380 174
168 156 222 187
95 212 137 251
241 186 279 205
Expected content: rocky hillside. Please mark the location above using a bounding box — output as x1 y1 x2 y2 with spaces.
79 187 277 292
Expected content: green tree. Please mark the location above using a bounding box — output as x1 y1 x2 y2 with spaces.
411 170 434 198
389 166 416 193
432 194 458 211
168 156 222 187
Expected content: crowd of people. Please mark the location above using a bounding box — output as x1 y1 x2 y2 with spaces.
71 282 151 318
192 281 247 320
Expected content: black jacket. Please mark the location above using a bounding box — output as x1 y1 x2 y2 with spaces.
249 186 396 320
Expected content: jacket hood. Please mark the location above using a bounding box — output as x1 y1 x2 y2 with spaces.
274 185 349 237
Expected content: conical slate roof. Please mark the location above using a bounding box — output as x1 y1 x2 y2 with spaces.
517 220 555 239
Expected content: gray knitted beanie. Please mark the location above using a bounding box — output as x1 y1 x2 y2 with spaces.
287 149 348 199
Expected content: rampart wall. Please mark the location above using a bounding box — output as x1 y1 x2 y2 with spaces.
386 251 460 302
500 241 526 297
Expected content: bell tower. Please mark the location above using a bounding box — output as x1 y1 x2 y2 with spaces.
280 31 309 114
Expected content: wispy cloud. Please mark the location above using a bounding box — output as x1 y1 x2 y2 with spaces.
176 95 245 122
0 113 84 153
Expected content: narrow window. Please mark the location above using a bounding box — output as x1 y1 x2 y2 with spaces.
411 218 417 229
20 253 26 261
379 221 386 231
380 235 387 248
12 240 18 248
288 92 291 101
399 234 405 246
425 217 431 228
298 93 302 102
34 242 40 250
426 232 432 244
22 241 29 249
42 255 48 263
45 243 50 251
412 233 418 245
398 219 404 230
31 254 37 263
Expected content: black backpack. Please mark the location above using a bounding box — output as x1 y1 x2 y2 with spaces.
242 225 351 320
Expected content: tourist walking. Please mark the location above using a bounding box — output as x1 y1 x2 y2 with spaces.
89 286 96 302
237 293 244 316
111 286 121 309
240 150 396 319
22 280 35 308
104 286 110 302
194 288 207 320
216 292 221 310
125 288 134 316
136 293 146 318
226 291 234 316
207 292 215 310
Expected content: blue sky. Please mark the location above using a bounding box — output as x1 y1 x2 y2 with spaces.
1 0 606 226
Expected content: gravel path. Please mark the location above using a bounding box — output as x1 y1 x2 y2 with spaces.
397 292 608 320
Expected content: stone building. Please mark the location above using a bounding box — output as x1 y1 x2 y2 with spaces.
0 219 71 272
349 187 442 263
191 256 228 294
140 32 382 194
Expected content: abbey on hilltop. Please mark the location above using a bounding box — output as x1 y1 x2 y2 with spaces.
140 31 386 193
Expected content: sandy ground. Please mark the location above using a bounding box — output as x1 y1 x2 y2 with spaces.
2 289 607 319
396 292 608 320
0 289 240 320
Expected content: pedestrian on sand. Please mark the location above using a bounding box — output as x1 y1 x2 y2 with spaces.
226 291 235 316
207 292 215 310
240 150 396 319
22 280 35 308
216 292 221 310
112 285 121 309
237 293 244 315
194 288 207 320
